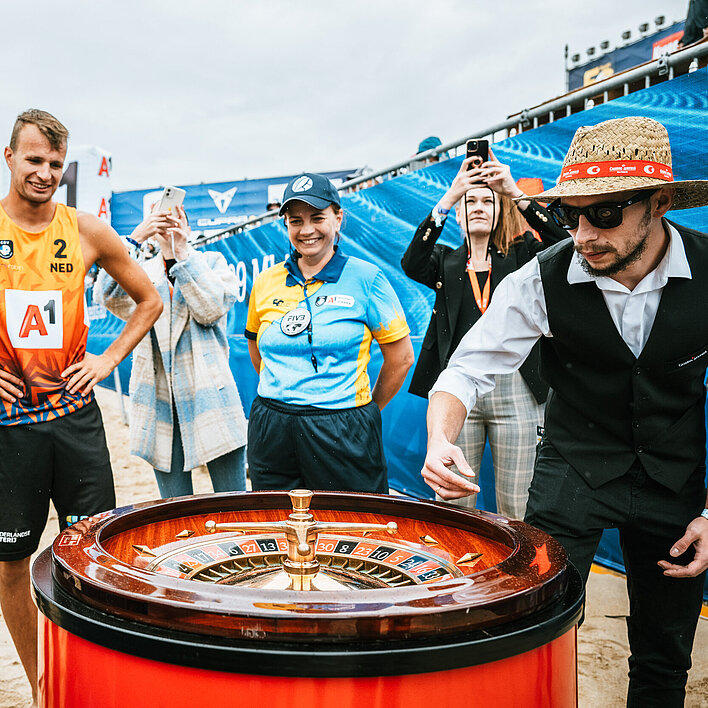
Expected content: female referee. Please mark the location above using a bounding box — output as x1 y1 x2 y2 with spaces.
246 173 414 493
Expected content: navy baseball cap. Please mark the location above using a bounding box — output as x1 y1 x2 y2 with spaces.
279 173 341 216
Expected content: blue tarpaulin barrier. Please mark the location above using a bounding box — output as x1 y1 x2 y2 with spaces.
92 66 708 598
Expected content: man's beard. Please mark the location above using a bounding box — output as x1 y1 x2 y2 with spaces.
575 206 652 277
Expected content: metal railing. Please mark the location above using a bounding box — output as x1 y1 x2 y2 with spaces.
194 40 708 247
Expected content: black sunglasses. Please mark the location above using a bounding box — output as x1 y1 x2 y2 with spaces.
548 189 657 230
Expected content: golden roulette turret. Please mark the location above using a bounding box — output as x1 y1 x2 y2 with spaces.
32 489 583 707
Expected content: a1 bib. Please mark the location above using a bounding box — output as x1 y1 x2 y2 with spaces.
5 289 64 349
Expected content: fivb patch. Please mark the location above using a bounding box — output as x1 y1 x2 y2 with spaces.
314 294 355 308
280 308 311 336
0 240 13 259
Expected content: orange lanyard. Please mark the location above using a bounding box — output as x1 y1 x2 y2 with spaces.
466 258 492 313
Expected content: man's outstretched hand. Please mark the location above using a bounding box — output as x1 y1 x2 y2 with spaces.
421 437 480 500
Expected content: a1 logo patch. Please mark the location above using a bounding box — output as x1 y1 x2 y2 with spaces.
0 240 13 259
5 289 63 349
314 294 355 308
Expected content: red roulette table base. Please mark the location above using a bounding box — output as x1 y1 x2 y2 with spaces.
32 490 583 707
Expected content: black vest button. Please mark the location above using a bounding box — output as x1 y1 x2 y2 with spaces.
636 445 645 453
633 367 641 375
435 281 443 289
632 420 640 429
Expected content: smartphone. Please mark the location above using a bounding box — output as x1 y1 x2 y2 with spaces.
157 186 186 213
466 139 489 169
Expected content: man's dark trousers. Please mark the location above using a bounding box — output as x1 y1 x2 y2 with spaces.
526 440 706 708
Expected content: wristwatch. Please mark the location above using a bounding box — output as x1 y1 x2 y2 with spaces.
701 509 708 521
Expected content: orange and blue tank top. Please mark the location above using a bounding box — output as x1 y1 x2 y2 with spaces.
0 203 91 425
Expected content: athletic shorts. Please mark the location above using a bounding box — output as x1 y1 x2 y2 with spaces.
247 396 388 494
0 399 115 561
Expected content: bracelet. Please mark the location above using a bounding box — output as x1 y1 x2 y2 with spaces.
126 237 141 248
432 204 450 228
701 509 708 521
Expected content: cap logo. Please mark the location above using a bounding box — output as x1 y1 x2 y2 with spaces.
291 176 313 193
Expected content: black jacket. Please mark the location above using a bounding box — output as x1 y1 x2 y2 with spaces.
538 221 708 492
401 201 567 401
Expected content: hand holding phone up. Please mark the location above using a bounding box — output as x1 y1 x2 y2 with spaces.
129 210 179 245
477 148 527 201
153 206 190 261
466 139 489 172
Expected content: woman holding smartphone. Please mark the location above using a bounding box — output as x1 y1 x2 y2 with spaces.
401 150 566 519
97 205 248 498
246 173 414 493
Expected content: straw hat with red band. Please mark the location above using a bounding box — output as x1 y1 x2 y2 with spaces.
519 116 708 210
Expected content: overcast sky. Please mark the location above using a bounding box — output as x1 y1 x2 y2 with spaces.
0 0 688 191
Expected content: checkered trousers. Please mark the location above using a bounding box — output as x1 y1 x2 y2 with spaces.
437 371 544 520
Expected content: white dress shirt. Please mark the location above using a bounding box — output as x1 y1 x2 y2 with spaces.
431 222 692 414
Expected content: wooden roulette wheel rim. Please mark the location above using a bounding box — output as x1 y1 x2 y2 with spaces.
44 490 577 644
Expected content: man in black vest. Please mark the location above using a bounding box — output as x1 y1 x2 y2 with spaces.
421 116 708 708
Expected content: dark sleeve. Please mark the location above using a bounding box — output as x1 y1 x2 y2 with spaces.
400 212 447 289
519 201 568 255
681 0 708 45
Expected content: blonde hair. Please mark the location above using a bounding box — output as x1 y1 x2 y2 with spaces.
10 109 68 151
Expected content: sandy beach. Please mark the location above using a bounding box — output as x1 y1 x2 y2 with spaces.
0 386 706 707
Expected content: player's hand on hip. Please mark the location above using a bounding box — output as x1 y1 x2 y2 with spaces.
62 352 117 395
0 368 25 403
421 438 480 500
657 515 708 578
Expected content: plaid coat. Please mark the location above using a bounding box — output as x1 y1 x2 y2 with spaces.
96 249 247 472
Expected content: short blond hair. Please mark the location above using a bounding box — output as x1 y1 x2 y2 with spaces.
10 109 68 151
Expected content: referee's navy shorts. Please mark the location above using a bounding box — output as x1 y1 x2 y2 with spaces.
247 396 388 493
0 399 115 561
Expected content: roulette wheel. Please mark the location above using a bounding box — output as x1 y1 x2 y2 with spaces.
32 489 583 707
